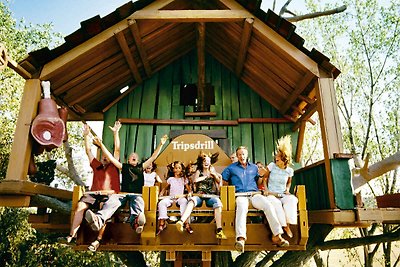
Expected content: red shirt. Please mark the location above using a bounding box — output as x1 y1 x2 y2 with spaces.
90 158 120 193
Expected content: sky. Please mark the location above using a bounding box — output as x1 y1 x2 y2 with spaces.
5 0 308 36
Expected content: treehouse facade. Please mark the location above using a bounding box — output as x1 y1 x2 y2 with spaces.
1 0 399 266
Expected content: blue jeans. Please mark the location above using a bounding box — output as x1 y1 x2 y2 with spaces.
190 196 222 209
96 194 144 226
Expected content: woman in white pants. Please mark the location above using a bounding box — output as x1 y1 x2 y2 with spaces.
260 135 298 238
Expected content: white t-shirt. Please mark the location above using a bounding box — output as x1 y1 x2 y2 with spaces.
143 172 158 186
167 176 187 196
267 162 294 193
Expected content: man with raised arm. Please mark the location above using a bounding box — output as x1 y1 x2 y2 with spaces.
84 134 168 234
60 121 121 244
221 146 289 253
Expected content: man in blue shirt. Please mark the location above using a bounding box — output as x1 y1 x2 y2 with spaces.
222 146 289 252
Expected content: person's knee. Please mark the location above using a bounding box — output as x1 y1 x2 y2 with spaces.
76 201 89 211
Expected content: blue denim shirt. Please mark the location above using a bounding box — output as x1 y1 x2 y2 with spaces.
221 161 259 192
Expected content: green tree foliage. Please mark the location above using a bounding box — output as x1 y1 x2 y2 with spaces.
0 1 62 179
294 0 400 266
0 3 122 266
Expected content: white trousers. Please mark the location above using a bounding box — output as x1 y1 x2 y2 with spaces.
266 194 298 225
235 194 283 239
158 197 188 220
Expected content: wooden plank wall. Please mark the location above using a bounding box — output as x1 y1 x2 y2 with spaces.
103 50 298 166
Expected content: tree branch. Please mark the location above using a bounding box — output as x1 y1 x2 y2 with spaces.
352 151 400 190
62 140 85 186
30 195 71 215
316 228 400 251
285 5 347 22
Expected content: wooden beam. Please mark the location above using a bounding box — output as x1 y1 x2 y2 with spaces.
197 22 206 111
235 18 253 76
119 117 292 126
7 58 32 79
315 78 342 209
6 79 41 181
0 180 72 200
131 10 253 22
114 31 142 84
237 118 292 123
219 0 320 77
185 112 217 117
298 94 315 104
292 101 317 131
280 71 315 114
119 118 238 126
40 0 175 80
128 19 152 77
102 84 139 113
316 77 343 157
0 196 31 207
295 120 306 163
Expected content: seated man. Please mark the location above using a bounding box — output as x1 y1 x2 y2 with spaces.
84 135 168 235
59 121 121 244
222 146 289 253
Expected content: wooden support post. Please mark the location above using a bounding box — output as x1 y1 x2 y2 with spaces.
296 185 308 246
202 251 212 267
6 79 41 181
295 120 306 163
128 19 152 77
316 77 343 208
141 186 158 245
197 22 205 111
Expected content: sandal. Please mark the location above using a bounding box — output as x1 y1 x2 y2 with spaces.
272 235 289 247
176 220 184 233
88 239 100 252
184 222 193 234
58 235 75 244
156 221 167 235
283 226 293 238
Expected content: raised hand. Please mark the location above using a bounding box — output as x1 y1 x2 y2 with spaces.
109 121 121 133
160 134 168 145
83 124 90 136
92 136 102 147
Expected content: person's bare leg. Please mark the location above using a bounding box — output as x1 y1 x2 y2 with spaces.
176 200 195 233
214 207 227 239
70 201 90 238
88 223 106 252
180 200 195 223
214 207 222 229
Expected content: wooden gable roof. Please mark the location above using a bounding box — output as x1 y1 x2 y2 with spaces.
17 0 340 122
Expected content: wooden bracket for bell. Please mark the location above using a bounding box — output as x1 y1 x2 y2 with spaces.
30 81 65 150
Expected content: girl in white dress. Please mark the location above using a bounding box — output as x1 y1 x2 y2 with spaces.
143 161 162 186
157 161 192 235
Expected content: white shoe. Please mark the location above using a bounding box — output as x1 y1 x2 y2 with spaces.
235 240 245 253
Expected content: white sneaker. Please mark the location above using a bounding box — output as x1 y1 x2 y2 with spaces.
235 240 245 253
134 212 146 234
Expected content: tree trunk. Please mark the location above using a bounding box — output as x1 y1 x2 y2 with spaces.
116 251 147 267
62 140 85 186
213 251 233 267
30 195 71 215
255 251 278 267
233 251 259 267
313 251 325 267
352 152 400 191
270 224 333 266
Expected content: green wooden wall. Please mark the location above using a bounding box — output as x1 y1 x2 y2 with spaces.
292 159 354 210
102 50 298 167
